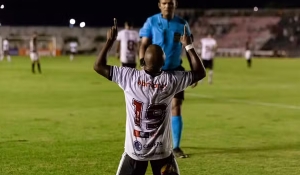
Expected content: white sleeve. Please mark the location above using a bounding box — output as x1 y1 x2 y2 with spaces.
110 66 134 90
173 71 194 93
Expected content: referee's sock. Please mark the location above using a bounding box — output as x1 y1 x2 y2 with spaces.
172 116 183 149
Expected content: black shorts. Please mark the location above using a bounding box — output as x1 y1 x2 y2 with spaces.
70 51 77 54
202 59 213 69
122 63 136 68
165 66 185 100
116 153 179 175
3 50 9 55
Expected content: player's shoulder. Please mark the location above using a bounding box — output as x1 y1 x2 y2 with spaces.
112 66 140 75
118 29 126 34
163 70 187 78
201 37 207 42
173 15 188 25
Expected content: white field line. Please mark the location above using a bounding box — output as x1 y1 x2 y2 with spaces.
187 93 300 110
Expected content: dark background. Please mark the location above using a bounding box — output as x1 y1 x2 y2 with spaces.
0 0 300 26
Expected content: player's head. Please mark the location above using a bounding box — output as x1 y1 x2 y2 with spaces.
33 32 37 38
125 21 134 29
158 0 177 17
144 44 165 72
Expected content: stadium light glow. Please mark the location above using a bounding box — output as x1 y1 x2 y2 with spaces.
69 19 75 25
0 4 4 9
80 22 85 28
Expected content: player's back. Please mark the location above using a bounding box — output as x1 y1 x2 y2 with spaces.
110 66 193 160
201 37 217 59
117 29 139 63
70 42 78 48
30 37 37 52
3 40 9 50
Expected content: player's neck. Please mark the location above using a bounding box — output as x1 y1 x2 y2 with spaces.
144 69 162 77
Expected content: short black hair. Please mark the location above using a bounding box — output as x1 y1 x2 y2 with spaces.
125 20 134 27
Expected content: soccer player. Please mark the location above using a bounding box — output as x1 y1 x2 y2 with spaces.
94 19 205 175
139 0 196 158
69 41 78 61
115 21 140 68
30 33 42 74
200 33 217 84
245 37 252 68
0 38 11 62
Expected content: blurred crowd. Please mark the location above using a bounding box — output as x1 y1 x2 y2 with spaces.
176 9 300 56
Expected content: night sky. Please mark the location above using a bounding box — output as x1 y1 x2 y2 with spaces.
0 0 300 27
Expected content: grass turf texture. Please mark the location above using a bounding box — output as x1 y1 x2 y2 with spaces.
1 56 300 175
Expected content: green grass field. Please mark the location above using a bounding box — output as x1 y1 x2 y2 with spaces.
1 56 300 175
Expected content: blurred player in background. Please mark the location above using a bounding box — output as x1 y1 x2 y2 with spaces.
139 0 196 158
115 21 140 68
94 18 206 175
245 37 252 68
30 32 42 74
1 38 11 62
199 32 217 84
69 41 78 61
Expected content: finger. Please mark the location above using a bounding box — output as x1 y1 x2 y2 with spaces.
183 24 187 35
113 18 117 29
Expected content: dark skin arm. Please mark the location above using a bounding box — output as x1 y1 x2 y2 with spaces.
185 34 194 71
185 34 199 87
181 25 206 82
94 18 118 79
139 37 151 66
115 40 120 59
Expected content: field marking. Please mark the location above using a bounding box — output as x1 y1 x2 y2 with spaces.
186 93 300 110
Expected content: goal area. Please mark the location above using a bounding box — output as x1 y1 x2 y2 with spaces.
0 36 57 57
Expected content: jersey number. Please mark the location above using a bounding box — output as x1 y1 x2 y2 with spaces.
132 99 167 130
127 40 135 51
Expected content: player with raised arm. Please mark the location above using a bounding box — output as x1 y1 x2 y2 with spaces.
200 33 217 84
115 21 140 68
139 0 197 158
30 33 42 74
0 38 11 62
94 18 206 175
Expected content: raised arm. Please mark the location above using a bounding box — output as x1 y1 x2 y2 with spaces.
180 25 206 82
139 18 152 66
185 34 194 71
115 40 120 59
94 18 118 79
139 37 151 65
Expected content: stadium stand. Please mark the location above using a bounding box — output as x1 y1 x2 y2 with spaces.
1 9 300 57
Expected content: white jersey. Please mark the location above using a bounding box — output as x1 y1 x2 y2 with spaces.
110 66 193 161
116 29 140 64
70 42 78 52
30 38 37 52
3 40 9 51
200 37 217 60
